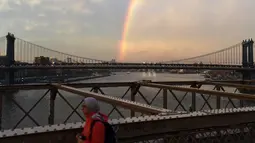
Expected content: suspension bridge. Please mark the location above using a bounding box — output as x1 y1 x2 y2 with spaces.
1 33 255 143
0 33 254 67
0 33 254 85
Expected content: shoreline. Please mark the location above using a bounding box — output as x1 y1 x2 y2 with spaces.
64 74 111 83
1 74 112 94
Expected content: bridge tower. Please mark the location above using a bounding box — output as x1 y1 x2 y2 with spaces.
242 39 254 68
5 33 15 84
240 39 255 95
242 39 254 81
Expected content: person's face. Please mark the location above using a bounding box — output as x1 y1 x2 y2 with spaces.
82 105 89 115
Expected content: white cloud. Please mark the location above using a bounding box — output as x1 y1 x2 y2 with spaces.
0 0 95 35
13 0 21 5
55 28 75 34
43 5 67 14
40 0 93 15
24 20 48 31
89 0 104 3
38 13 45 17
0 0 12 12
24 0 41 7
70 0 93 14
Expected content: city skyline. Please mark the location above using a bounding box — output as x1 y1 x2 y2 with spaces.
1 0 255 62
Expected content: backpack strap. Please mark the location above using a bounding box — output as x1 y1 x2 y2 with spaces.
88 120 101 141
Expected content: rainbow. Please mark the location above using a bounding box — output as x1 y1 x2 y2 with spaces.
118 0 142 62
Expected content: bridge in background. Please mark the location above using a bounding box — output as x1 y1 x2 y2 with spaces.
0 33 254 66
0 33 255 84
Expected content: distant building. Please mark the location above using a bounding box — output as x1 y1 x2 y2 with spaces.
50 58 61 64
34 56 50 65
67 57 72 63
110 59 116 63
0 49 6 56
0 56 7 65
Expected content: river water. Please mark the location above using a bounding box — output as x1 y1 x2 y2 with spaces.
1 72 239 130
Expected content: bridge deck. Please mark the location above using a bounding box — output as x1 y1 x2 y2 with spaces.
0 63 248 70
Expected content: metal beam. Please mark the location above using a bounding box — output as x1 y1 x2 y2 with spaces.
152 81 196 85
140 82 255 101
0 84 52 91
153 80 255 85
200 81 255 90
0 82 134 91
63 82 134 87
0 81 197 91
1 80 255 91
52 84 170 114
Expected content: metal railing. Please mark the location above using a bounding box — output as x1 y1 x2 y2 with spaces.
1 106 255 143
1 80 255 130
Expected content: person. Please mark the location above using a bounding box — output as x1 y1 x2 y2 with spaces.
76 97 116 143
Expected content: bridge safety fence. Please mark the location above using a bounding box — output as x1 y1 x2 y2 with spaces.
1 106 255 143
1 80 255 130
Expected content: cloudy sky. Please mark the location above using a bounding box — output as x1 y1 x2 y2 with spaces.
0 0 255 62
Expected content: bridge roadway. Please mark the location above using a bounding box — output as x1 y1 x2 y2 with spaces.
0 63 250 70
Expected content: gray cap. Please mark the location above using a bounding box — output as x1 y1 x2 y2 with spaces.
83 97 100 112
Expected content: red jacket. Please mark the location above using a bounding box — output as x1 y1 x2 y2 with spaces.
82 112 108 143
